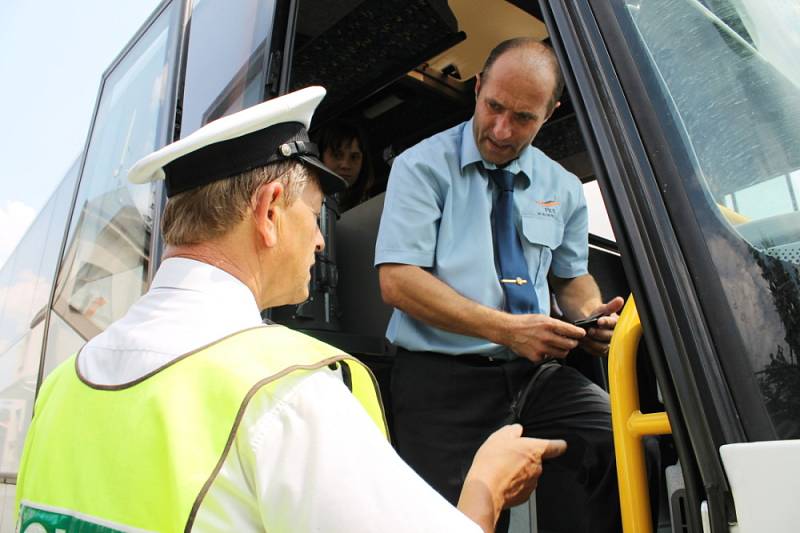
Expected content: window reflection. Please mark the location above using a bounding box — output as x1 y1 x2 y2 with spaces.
51 6 175 354
0 162 79 475
627 0 800 438
180 0 276 137
0 324 43 475
41 311 85 385
0 254 18 356
752 252 800 438
725 174 799 221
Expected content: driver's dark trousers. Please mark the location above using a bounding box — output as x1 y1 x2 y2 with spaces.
391 348 625 533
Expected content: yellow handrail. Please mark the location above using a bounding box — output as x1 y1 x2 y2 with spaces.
609 296 672 533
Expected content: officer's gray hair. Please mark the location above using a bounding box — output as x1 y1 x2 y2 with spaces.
161 160 311 246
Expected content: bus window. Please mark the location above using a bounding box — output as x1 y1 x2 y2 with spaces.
0 163 78 476
623 0 800 438
584 180 616 242
179 0 279 138
47 3 179 368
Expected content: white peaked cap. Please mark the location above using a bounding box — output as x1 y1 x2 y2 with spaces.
127 86 346 197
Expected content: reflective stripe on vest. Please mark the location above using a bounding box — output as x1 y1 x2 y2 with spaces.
15 325 388 532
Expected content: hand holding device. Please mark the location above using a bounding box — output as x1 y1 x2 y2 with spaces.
575 296 625 356
572 314 602 329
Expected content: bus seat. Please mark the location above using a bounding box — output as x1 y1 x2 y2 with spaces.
335 192 394 344
335 192 396 434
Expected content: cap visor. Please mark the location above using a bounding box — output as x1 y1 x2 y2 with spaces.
299 155 348 194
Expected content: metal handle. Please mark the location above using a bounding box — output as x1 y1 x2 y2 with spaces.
609 296 672 533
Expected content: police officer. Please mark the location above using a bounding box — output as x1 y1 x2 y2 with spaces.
16 87 565 533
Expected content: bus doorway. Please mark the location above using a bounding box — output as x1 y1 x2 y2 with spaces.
269 1 639 531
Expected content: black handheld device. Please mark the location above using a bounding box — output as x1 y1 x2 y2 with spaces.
572 314 602 329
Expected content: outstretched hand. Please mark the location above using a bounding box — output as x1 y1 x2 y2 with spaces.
579 296 625 357
458 424 567 532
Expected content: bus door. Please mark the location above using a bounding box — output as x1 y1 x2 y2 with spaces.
543 0 800 531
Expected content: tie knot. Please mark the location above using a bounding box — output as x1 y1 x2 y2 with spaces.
488 168 515 192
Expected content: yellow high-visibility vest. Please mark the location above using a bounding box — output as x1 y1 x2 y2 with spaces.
15 325 387 532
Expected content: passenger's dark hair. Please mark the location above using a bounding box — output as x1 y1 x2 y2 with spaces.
480 37 564 113
313 120 375 210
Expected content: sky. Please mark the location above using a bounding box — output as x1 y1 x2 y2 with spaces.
0 0 161 267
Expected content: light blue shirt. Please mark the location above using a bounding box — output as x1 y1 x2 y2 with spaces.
375 118 588 356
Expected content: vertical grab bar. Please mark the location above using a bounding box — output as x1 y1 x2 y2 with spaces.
609 296 672 533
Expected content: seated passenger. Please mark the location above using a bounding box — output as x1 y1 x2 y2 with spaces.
315 120 378 211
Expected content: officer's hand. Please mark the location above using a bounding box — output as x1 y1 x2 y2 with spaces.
458 424 567 530
503 314 585 363
579 296 625 357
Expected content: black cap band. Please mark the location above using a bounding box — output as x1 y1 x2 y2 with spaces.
164 122 345 197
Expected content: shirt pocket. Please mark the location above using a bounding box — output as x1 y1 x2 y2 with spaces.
520 215 564 250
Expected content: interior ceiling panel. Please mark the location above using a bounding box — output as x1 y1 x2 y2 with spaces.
426 0 548 80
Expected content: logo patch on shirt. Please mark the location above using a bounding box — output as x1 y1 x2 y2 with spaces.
535 199 560 218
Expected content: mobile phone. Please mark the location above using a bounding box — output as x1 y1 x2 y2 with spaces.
572 314 602 329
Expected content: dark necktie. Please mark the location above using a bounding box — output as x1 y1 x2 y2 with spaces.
489 168 540 315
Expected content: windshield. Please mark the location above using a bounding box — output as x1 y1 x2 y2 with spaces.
625 0 800 438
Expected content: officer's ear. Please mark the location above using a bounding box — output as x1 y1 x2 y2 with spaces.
252 181 284 248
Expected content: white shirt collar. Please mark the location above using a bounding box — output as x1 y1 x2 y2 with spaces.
79 258 263 385
151 257 260 303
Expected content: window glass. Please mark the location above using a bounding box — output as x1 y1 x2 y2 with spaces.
2 233 41 349
0 323 44 475
726 174 799 220
0 157 80 477
51 5 177 353
0 310 83 475
0 254 18 359
792 169 800 202
41 311 85 383
624 0 800 438
0 267 7 338
179 0 277 137
35 161 82 312
18 162 82 340
625 0 800 253
584 180 615 241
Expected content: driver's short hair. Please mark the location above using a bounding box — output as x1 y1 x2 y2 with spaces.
481 37 564 113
